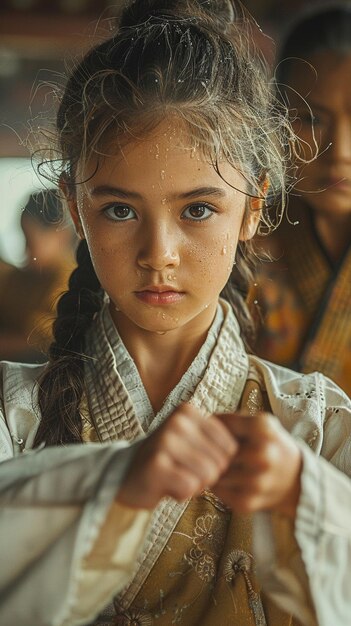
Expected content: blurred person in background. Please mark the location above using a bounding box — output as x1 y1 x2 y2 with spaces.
0 189 76 362
254 4 351 395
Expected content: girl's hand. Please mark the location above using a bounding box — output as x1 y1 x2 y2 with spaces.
213 411 302 518
117 403 238 510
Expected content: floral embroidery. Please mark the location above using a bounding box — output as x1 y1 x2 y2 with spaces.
223 549 251 582
193 513 222 553
114 608 153 625
222 550 267 626
183 513 224 582
184 547 216 582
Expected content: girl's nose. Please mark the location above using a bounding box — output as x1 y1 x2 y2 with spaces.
137 222 180 270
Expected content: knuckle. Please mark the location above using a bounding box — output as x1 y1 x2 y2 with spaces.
253 439 278 469
173 474 201 500
170 412 192 435
194 458 219 485
177 402 201 420
219 452 233 472
264 439 281 464
158 429 178 451
250 473 266 493
151 449 171 473
205 461 222 484
255 451 271 472
205 420 237 454
234 494 261 514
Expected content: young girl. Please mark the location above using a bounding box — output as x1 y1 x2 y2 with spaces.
0 2 350 625
254 5 351 395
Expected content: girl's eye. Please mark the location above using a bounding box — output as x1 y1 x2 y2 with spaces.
104 204 136 221
298 112 323 127
182 203 215 221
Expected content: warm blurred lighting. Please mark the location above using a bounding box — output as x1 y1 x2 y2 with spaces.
0 158 48 266
0 48 21 77
0 0 123 14
59 0 91 13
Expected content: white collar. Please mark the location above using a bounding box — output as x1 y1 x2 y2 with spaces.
84 299 248 442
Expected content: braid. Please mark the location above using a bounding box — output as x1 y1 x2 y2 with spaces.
34 240 104 447
221 242 256 351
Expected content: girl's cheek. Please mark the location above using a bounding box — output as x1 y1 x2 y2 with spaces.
216 232 237 261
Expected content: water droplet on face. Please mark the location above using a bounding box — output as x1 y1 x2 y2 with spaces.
221 246 227 255
33 257 37 261
160 170 165 180
166 273 176 281
161 198 167 205
161 313 166 319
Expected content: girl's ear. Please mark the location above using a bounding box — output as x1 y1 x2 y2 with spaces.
239 207 261 241
59 173 85 240
239 177 269 241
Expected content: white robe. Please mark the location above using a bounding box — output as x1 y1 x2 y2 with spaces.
0 300 350 626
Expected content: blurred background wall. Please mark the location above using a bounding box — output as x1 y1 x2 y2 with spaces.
0 0 347 265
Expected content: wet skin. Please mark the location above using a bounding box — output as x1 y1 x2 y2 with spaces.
65 119 301 517
67 118 258 396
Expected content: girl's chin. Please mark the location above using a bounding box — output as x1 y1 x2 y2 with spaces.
112 311 182 335
140 319 182 335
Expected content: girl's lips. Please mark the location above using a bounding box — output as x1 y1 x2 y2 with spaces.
135 290 185 305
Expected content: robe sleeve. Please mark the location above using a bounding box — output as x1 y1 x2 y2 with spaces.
253 376 351 626
0 438 152 626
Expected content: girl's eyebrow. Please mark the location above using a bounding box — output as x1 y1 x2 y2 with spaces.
90 185 141 199
178 186 227 200
89 185 227 200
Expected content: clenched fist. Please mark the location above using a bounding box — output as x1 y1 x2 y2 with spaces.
117 403 238 509
213 411 302 517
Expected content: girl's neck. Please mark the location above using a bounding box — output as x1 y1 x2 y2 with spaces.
112 306 218 413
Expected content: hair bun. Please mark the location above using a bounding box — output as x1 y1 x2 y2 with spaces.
199 0 235 23
119 0 235 30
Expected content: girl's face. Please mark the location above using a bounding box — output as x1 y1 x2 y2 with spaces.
69 118 258 338
288 51 351 216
